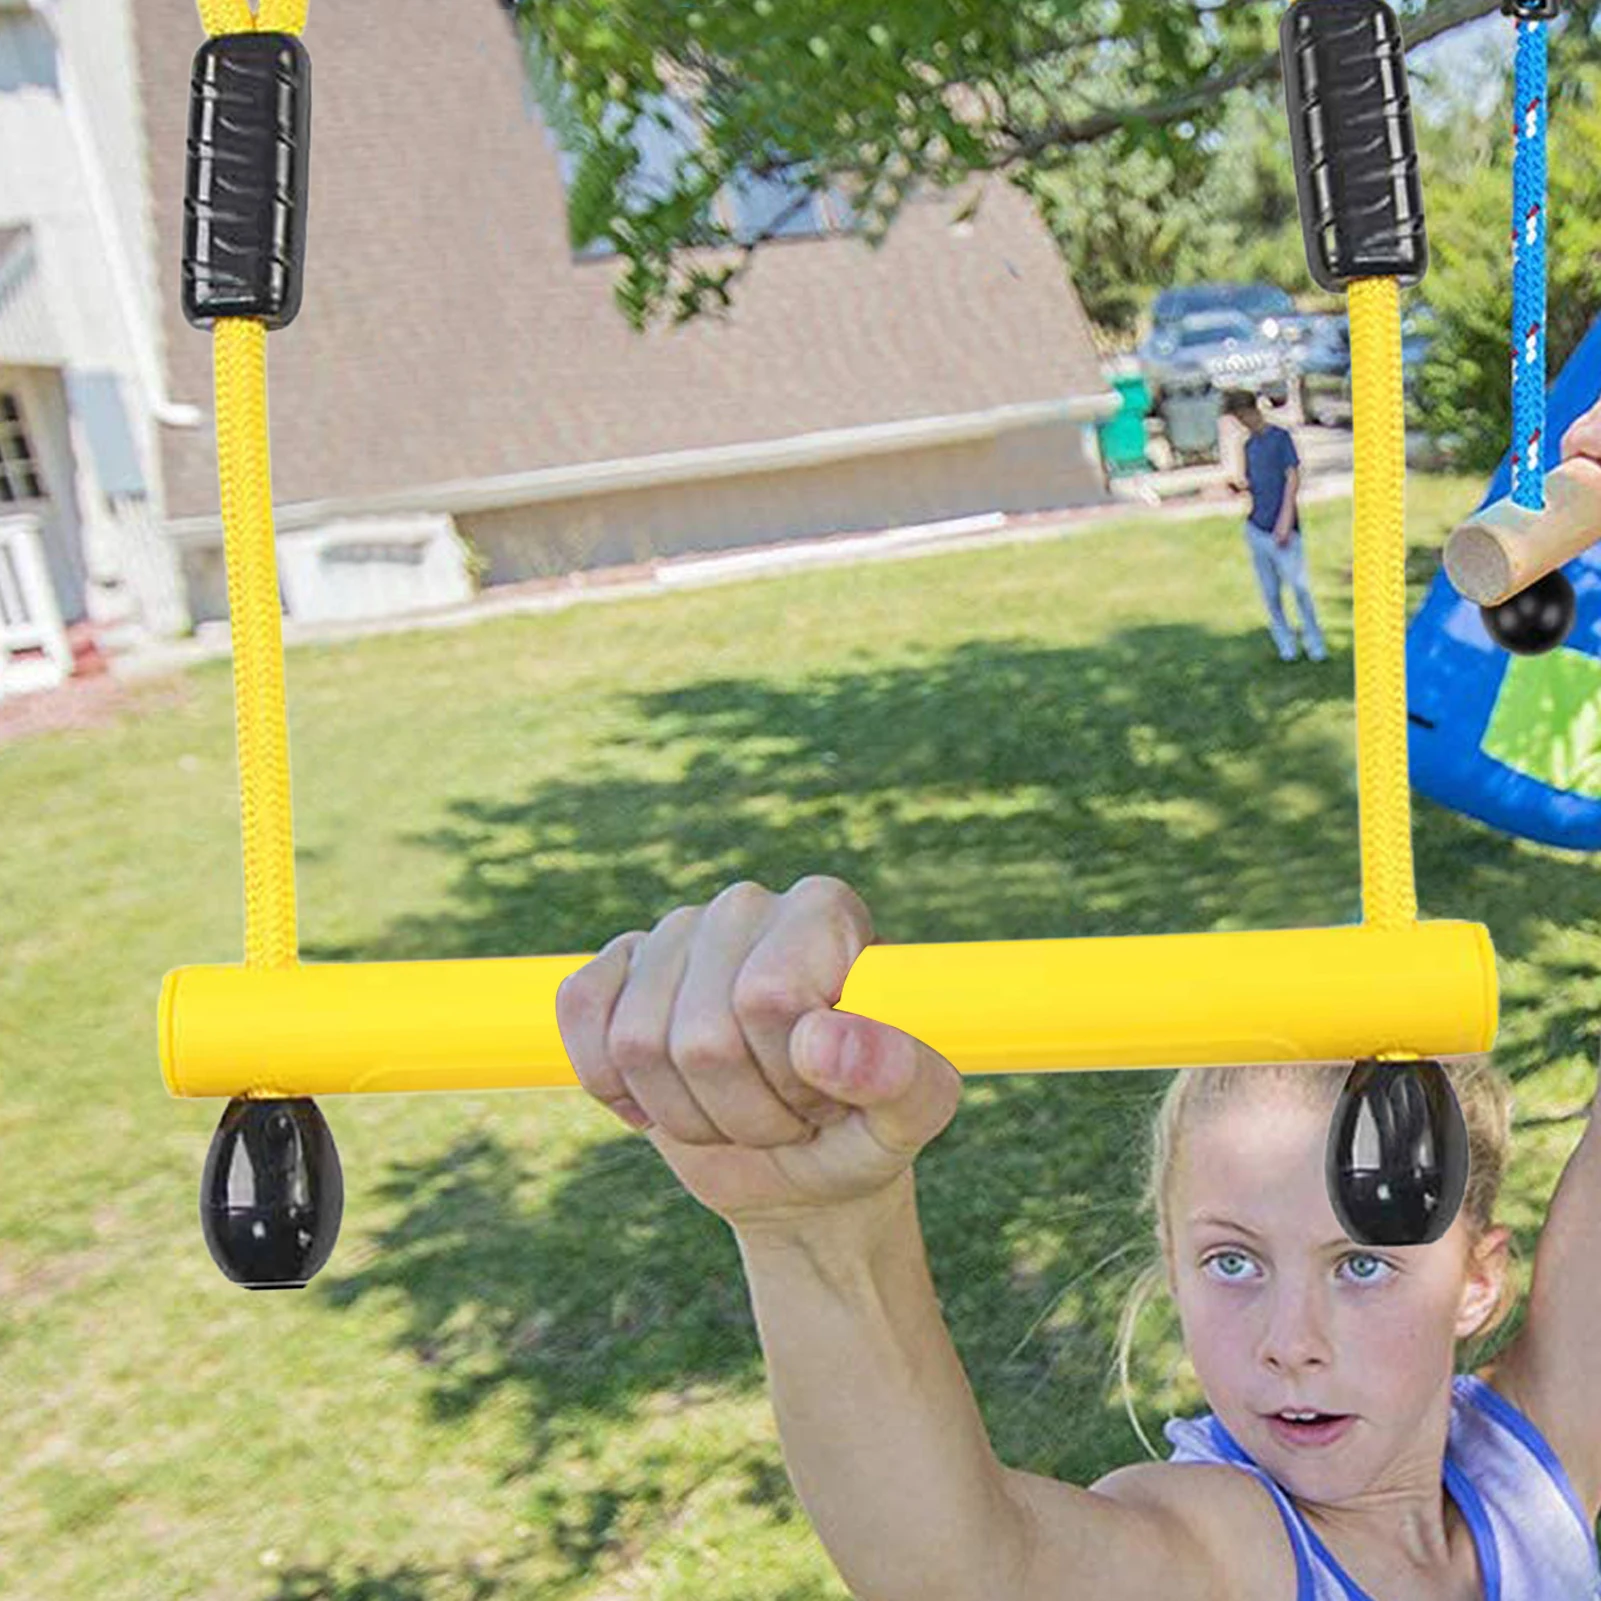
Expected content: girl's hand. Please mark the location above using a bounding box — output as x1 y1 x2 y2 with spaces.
1561 399 1601 466
555 876 962 1231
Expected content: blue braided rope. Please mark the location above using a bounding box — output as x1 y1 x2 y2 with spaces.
1511 16 1549 512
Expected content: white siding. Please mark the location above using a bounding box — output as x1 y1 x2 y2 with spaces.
0 229 61 363
49 0 158 356
0 3 188 644
0 4 154 383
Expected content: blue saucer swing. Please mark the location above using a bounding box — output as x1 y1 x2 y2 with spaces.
1408 311 1601 851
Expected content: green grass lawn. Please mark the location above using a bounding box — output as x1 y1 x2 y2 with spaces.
3 475 1598 1599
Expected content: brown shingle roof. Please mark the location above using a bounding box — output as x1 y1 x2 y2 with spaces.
134 0 1106 524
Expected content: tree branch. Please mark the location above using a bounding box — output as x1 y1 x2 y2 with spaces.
1005 0 1504 167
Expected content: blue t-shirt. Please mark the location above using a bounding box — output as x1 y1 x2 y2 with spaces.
1245 423 1301 535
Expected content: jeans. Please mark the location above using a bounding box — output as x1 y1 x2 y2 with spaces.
1245 520 1326 661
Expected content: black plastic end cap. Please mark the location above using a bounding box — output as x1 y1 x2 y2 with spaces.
1326 1060 1468 1247
200 1096 342 1288
1279 0 1427 293
182 32 311 330
1501 2 1562 20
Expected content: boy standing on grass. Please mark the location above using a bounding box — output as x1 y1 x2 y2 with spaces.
1222 388 1328 664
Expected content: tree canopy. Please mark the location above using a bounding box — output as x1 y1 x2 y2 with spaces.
506 0 1511 329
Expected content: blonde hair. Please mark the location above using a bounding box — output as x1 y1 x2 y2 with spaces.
1113 1058 1519 1459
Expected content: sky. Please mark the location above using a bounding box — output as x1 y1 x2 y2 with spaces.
1407 14 1516 122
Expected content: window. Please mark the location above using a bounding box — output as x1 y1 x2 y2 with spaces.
508 7 854 260
545 88 853 260
724 161 826 244
630 96 704 207
0 392 44 502
1176 313 1256 348
721 162 859 245
717 142 858 246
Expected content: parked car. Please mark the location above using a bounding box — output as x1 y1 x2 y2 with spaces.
1140 309 1292 409
1294 313 1352 425
1275 311 1332 351
1293 307 1432 426
1150 282 1298 345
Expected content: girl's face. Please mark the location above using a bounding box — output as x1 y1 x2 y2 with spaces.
1166 1080 1508 1504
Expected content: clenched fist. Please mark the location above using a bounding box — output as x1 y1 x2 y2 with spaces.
555 876 962 1231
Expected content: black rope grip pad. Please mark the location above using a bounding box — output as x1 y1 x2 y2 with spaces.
182 32 311 330
1279 0 1427 293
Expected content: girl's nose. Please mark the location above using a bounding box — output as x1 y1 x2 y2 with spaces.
1258 1281 1334 1372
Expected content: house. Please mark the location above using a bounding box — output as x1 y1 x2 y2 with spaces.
0 0 1117 689
0 0 193 693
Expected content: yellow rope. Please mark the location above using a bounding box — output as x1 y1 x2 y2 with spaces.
1287 0 1418 942
196 0 252 33
197 0 310 979
214 321 297 969
1318 0 1419 1068
256 0 309 33
1348 275 1418 932
198 0 307 36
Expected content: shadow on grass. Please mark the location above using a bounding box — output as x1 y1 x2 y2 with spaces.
291 621 1599 1590
310 624 1370 957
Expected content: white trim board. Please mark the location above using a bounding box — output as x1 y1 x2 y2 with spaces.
164 392 1121 548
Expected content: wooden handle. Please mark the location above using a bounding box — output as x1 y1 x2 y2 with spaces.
1443 456 1601 606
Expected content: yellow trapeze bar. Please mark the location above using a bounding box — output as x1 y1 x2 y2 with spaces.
159 920 1497 1099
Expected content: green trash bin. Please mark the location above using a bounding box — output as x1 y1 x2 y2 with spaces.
1098 371 1152 475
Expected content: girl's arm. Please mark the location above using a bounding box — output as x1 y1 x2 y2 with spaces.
1482 1076 1601 1518
1491 406 1601 1515
734 1171 1227 1601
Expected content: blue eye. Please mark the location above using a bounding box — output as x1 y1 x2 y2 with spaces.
1205 1251 1256 1280
1342 1253 1394 1283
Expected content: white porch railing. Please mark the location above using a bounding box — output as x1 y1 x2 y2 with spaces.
0 514 72 697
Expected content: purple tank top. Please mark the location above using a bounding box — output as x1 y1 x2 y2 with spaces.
1161 1373 1599 1599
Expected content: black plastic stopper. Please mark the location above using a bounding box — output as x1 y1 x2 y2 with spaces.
1480 569 1576 656
201 1096 342 1288
1327 1060 1469 1246
1280 0 1428 292
182 32 311 329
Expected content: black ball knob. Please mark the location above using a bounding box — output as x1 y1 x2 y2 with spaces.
200 1096 342 1288
1326 1060 1469 1246
1480 569 1576 656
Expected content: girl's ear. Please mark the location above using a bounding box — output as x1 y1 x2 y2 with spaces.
1455 1225 1513 1340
